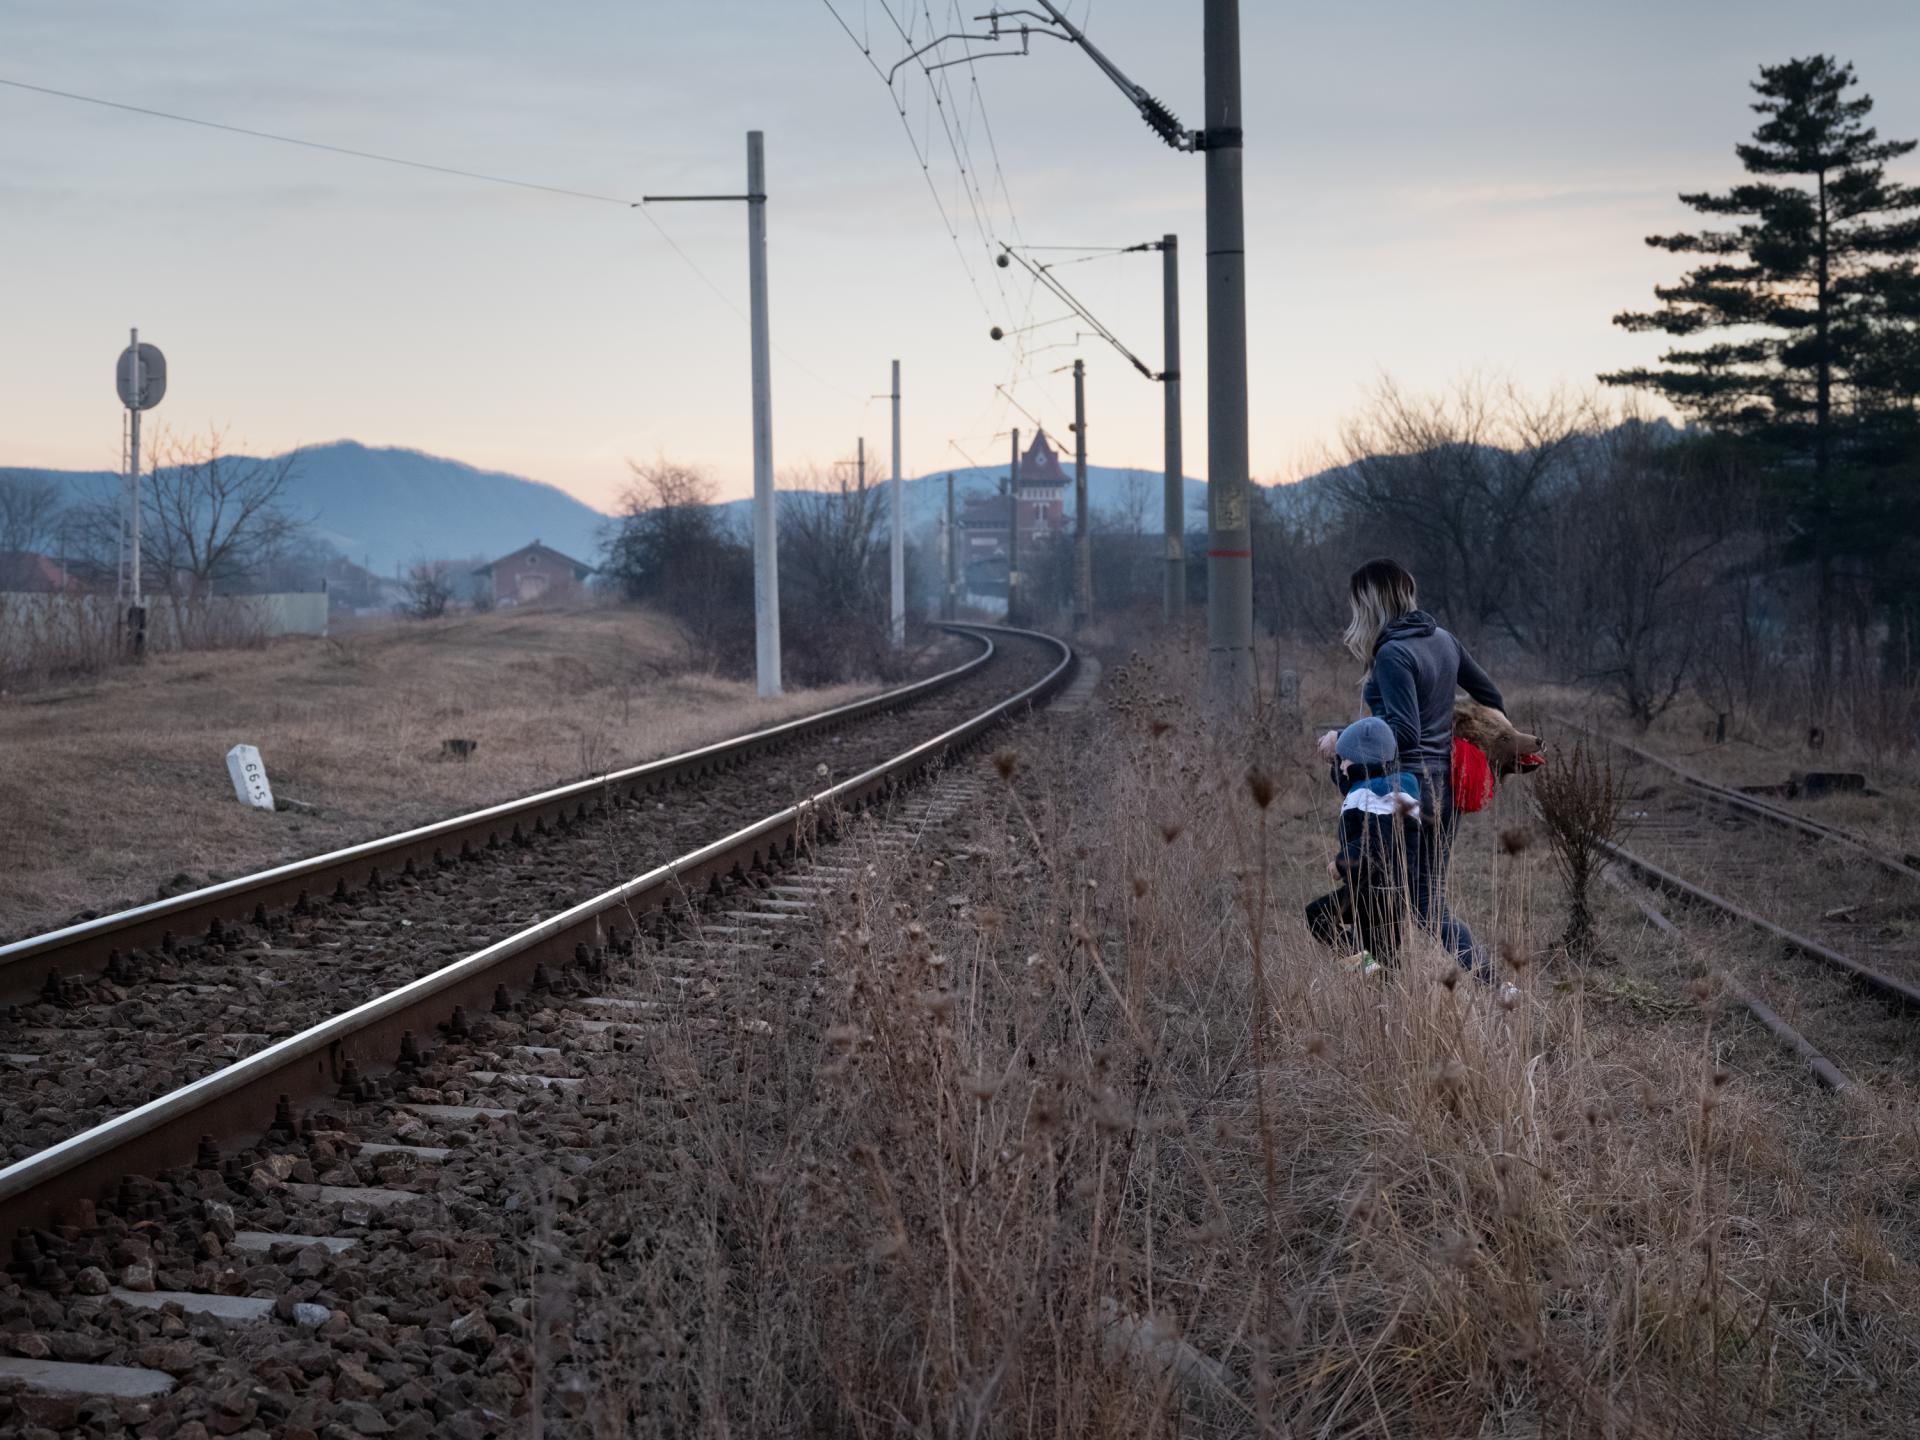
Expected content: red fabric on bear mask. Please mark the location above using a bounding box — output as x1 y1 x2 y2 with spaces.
1452 737 1497 813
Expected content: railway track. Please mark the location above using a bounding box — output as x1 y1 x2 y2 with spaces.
0 629 1056 1167
1554 714 1920 1095
0 627 1019 990
0 625 1072 1273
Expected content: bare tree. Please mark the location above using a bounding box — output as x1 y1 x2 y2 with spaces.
781 463 888 623
600 458 752 672
0 473 65 556
134 427 307 597
1538 421 1736 728
1328 377 1594 641
402 558 455 619
780 462 907 681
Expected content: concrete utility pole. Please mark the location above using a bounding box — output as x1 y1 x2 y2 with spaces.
889 359 905 648
857 435 865 493
1072 358 1091 630
1161 234 1185 625
745 132 782 697
1203 0 1253 701
944 472 957 619
1006 428 1021 625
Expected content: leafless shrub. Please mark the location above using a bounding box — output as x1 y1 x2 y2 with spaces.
1531 739 1628 956
401 558 455 620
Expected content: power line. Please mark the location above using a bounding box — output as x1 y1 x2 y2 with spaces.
0 73 863 403
0 76 640 207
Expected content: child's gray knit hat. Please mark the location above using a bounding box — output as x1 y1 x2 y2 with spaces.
1336 716 1397 767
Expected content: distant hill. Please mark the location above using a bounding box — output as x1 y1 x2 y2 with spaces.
5 441 609 576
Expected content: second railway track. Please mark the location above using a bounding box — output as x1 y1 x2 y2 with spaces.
1556 714 1920 1094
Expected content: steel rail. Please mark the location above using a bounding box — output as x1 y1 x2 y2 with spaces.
0 631 999 1004
1551 711 1920 884
0 624 1074 1253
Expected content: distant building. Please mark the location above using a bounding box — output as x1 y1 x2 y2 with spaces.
0 550 87 595
957 429 1071 567
472 540 593 607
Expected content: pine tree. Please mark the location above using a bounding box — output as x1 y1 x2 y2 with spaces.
1602 56 1920 686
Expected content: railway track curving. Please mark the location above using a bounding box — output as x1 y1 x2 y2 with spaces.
0 624 1073 1268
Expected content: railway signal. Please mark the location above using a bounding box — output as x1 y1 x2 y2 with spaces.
115 328 166 658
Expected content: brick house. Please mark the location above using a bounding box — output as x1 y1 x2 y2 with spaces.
472 541 593 607
956 429 1070 564
0 550 88 594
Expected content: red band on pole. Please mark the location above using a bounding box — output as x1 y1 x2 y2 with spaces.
1207 548 1252 558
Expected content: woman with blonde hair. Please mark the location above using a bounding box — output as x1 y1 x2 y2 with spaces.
1325 558 1505 975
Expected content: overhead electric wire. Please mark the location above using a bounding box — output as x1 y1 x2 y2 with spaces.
0 73 863 403
821 0 1078 440
0 76 639 207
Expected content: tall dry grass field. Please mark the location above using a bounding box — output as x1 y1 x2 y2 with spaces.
0 607 913 938
560 636 1920 1437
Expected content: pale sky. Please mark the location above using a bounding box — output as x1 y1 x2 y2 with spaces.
4 1 1917 511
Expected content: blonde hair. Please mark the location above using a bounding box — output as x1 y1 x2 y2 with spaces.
1343 559 1418 664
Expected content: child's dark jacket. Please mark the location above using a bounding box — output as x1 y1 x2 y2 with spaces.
1333 763 1424 882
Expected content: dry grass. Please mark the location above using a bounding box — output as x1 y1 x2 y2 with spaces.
0 605 915 939
565 634 1920 1436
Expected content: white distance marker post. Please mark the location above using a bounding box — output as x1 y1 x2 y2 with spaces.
226 744 276 811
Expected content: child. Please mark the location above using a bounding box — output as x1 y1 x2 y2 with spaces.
1304 716 1423 975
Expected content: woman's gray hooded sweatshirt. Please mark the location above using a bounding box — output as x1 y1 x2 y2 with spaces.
1361 610 1504 785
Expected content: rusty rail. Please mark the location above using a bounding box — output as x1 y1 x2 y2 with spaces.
1604 871 1854 1093
1603 838 1920 1013
1551 711 1920 884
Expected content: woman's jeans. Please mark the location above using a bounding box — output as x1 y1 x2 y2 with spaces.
1413 784 1485 977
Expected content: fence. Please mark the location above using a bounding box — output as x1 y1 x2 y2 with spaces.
0 591 328 686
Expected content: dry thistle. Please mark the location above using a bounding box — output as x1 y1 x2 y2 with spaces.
1501 940 1531 973
1690 975 1714 1006
1500 826 1534 856
992 748 1019 781
915 989 956 1020
1149 718 1173 739
1245 768 1276 809
1434 1230 1478 1269
1437 964 1462 993
1131 874 1149 899
1303 1032 1330 1060
1159 820 1184 844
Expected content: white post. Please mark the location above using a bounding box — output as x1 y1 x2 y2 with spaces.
889 358 904 648
746 131 781 697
